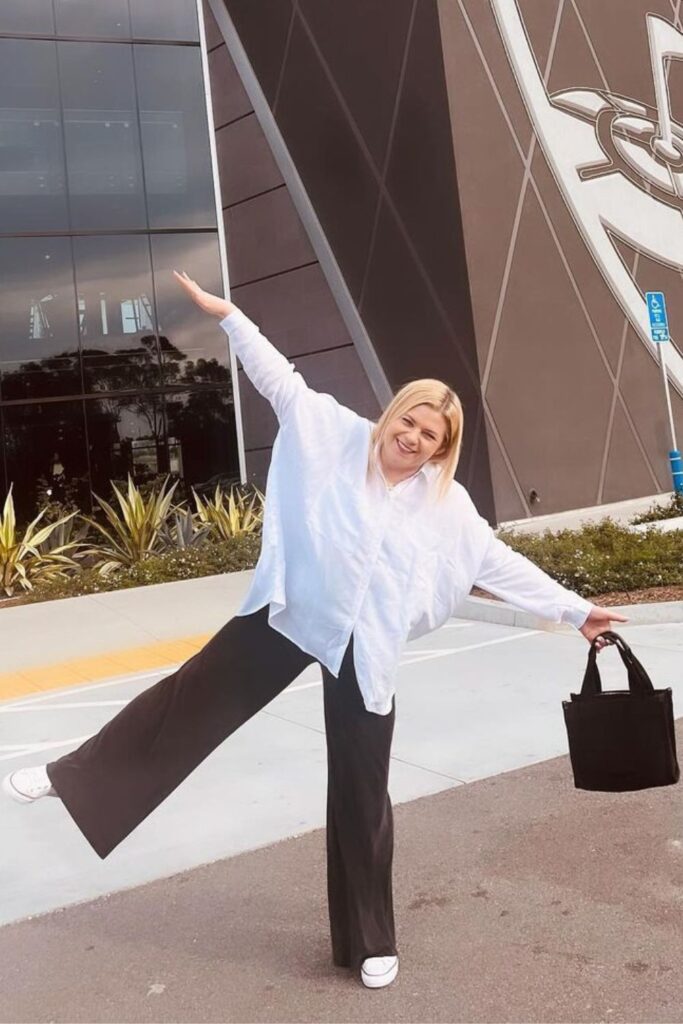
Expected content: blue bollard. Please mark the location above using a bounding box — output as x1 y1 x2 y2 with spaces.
670 449 683 495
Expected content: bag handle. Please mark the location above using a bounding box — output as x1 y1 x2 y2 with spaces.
580 630 654 697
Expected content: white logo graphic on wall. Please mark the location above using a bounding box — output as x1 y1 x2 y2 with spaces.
491 2 683 397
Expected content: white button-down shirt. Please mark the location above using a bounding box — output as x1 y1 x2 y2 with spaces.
221 310 593 715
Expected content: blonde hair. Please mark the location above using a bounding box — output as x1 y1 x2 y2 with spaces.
367 379 464 503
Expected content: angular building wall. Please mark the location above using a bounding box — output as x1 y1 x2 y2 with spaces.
203 2 383 490
438 0 683 521
206 1 682 526
204 0 495 519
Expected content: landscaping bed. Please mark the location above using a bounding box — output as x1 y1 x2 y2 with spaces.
2 479 681 611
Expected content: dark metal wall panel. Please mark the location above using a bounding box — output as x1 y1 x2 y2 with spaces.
207 0 494 517
204 7 381 488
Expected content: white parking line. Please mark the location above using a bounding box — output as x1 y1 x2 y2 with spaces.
0 630 544 763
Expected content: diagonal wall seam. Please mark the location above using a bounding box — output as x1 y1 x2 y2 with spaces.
206 0 393 409
480 0 566 397
293 4 481 393
357 0 419 311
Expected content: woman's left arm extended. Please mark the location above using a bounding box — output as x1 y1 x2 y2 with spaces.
473 526 627 652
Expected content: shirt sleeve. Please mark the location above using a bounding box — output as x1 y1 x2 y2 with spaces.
220 308 313 425
473 519 594 629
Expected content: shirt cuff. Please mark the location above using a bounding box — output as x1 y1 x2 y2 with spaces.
560 599 593 630
219 308 254 334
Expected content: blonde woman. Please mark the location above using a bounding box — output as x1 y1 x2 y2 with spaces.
3 272 626 990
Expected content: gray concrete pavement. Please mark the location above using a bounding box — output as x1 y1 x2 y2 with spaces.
3 727 683 1023
3 617 682 932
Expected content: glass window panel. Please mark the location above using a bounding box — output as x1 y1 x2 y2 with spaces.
58 41 147 230
130 0 199 41
164 388 238 493
85 393 167 498
0 39 68 232
73 235 161 392
3 399 90 522
0 1 55 34
0 237 81 401
134 44 216 229
55 0 131 38
150 232 229 385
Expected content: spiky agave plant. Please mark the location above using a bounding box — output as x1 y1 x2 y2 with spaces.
159 506 212 550
0 485 81 597
191 484 264 543
81 474 179 576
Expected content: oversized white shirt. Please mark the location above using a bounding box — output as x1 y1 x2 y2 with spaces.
220 309 594 715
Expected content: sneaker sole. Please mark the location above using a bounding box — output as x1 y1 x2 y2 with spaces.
2 772 36 803
361 961 399 989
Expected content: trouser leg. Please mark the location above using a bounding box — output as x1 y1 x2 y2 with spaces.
322 636 397 970
46 605 315 859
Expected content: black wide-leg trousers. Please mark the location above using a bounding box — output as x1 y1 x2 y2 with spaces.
46 604 397 969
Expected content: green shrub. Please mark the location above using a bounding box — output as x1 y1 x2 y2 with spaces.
498 517 683 597
18 532 263 604
630 492 683 524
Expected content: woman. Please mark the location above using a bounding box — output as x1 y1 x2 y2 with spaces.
3 272 627 990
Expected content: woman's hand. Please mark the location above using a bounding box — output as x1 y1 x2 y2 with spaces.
173 270 235 319
579 604 629 652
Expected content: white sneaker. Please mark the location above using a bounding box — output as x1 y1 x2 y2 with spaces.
2 765 57 803
361 955 399 989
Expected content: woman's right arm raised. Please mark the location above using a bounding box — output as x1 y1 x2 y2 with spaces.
173 270 311 424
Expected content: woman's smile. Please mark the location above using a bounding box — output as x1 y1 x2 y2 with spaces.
396 438 416 456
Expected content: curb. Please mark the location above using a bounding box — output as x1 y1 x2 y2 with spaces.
457 595 683 631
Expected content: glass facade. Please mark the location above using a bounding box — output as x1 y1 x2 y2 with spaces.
0 0 238 522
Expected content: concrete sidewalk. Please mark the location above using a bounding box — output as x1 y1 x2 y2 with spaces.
2 731 683 1023
1 566 681 701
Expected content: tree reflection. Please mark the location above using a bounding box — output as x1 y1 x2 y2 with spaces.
2 335 236 522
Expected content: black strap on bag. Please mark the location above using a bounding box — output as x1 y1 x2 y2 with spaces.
579 630 653 697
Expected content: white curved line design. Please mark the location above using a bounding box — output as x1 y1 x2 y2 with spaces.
491 0 683 398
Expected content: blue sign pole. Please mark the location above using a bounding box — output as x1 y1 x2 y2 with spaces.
645 292 683 495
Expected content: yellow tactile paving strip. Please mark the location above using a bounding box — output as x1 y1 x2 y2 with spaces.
0 634 212 701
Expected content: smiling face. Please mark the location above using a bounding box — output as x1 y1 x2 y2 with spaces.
379 404 449 480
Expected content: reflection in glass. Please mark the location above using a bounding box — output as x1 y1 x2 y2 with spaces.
54 0 131 38
134 45 216 229
0 1 55 33
73 235 161 393
58 41 146 230
85 393 167 498
150 233 229 385
164 389 239 493
0 238 81 401
3 400 90 522
0 39 69 233
129 0 199 41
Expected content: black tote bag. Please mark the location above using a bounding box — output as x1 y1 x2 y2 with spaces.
562 630 679 792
